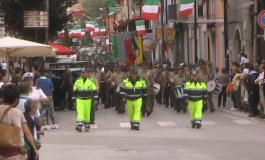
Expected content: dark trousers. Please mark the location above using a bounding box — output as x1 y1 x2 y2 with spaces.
113 86 125 112
218 86 227 107
104 82 112 108
231 90 241 109
99 82 106 104
63 90 73 110
176 98 186 112
248 92 260 115
90 100 95 123
169 85 176 108
142 94 154 116
163 85 171 107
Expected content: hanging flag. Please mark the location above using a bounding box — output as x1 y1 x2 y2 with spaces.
135 20 146 36
100 26 107 35
179 0 195 17
142 0 160 20
125 38 136 66
108 7 120 15
57 30 65 39
135 37 143 65
132 4 140 20
93 24 100 36
113 35 119 59
106 0 119 5
85 21 95 32
73 9 85 16
72 25 82 37
68 29 75 38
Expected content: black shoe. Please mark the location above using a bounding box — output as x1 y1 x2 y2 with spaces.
176 110 181 113
147 112 151 116
191 123 196 128
210 109 215 113
117 111 125 114
75 126 82 132
90 121 95 124
133 126 140 130
248 113 258 117
183 109 187 113
195 123 201 129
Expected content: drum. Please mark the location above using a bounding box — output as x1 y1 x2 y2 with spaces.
174 85 184 99
206 80 216 92
212 83 222 95
153 82 161 95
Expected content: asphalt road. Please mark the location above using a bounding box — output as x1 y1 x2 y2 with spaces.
40 97 265 160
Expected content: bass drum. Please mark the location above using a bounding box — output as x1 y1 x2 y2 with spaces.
153 82 161 95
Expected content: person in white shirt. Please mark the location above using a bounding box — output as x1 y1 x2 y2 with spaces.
240 52 249 66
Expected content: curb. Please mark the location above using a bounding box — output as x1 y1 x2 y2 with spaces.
218 108 265 124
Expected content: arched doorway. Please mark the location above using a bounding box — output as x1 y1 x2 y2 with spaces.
233 29 241 62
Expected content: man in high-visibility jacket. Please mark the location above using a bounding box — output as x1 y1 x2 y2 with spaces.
184 70 207 129
73 68 98 132
120 67 148 130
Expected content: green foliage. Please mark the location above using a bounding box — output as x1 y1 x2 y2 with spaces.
0 0 78 42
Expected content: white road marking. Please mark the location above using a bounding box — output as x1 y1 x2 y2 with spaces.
90 124 98 129
119 122 131 128
157 121 176 127
202 121 217 126
233 119 256 125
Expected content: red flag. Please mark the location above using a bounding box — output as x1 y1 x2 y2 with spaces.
73 9 85 16
125 38 136 66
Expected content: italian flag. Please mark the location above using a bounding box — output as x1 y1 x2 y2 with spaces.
72 25 82 37
108 7 120 16
85 21 95 32
57 30 65 39
68 29 75 38
142 0 159 20
93 24 100 36
179 0 195 17
135 20 146 36
100 26 107 35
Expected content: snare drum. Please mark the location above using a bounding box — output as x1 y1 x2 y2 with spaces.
212 83 222 95
174 85 184 99
206 80 216 92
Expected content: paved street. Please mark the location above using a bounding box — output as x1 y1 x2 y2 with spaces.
40 97 265 160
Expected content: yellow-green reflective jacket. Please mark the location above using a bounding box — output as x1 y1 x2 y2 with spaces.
120 76 148 100
184 81 207 101
73 77 98 100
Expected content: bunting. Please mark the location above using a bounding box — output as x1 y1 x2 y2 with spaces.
85 21 95 32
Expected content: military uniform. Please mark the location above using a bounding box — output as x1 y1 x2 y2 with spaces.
173 67 187 113
111 67 126 113
139 66 155 116
198 68 215 112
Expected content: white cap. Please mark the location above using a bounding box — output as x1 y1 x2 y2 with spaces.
22 72 34 81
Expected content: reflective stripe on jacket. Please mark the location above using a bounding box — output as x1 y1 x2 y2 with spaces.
73 77 98 100
120 76 148 100
184 81 207 101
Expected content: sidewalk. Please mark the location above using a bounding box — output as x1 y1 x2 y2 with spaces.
212 95 265 123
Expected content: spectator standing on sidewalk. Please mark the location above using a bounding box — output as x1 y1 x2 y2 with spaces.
216 68 230 108
255 63 265 119
35 68 59 129
245 64 260 117
231 67 241 111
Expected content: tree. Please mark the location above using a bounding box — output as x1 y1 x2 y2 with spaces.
0 0 78 43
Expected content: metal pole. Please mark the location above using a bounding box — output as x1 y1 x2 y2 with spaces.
161 0 165 63
253 0 258 64
45 0 49 44
194 0 198 63
224 0 229 71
